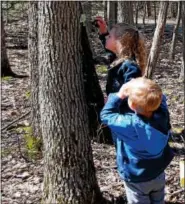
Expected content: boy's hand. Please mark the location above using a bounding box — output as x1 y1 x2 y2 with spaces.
117 80 133 99
95 16 108 34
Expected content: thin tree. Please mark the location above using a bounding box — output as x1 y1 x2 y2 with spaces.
180 1 185 80
38 2 102 203
145 1 169 79
28 1 41 138
169 1 182 60
146 1 151 17
118 1 134 25
107 1 117 29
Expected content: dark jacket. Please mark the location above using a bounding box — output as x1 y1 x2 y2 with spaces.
100 94 174 183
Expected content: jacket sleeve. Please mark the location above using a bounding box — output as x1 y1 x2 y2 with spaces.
160 94 171 130
120 61 142 84
100 93 132 133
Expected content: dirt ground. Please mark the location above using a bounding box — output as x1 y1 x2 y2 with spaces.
1 16 184 204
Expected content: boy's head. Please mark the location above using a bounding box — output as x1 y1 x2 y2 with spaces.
105 23 147 75
126 77 162 114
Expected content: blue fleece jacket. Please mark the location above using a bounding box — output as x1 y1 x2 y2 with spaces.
106 60 142 95
100 94 174 183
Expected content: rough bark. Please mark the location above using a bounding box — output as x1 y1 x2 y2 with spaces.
38 2 101 203
145 1 169 79
107 1 117 29
28 1 41 138
180 2 185 80
169 1 182 60
118 1 134 25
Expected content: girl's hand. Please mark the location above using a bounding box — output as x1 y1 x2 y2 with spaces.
95 16 108 34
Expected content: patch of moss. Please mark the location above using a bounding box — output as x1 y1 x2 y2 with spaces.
16 126 42 160
96 65 107 74
1 76 12 81
25 91 31 99
172 127 184 134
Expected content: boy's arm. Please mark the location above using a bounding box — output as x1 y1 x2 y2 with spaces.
100 93 132 132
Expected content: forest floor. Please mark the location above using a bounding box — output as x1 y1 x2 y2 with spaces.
1 16 185 204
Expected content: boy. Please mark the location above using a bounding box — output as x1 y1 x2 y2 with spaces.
100 77 174 204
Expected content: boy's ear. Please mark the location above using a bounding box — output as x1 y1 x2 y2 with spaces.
128 99 136 111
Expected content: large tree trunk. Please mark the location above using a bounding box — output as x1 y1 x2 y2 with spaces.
107 1 117 29
180 2 185 80
38 2 101 203
169 1 182 60
118 1 134 25
28 1 41 138
145 1 169 79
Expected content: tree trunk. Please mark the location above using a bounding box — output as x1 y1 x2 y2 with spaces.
135 1 139 26
38 2 101 203
81 1 92 33
28 1 41 138
180 2 185 80
146 1 151 17
170 2 178 18
104 0 107 22
154 1 157 27
118 1 134 25
1 3 28 78
169 1 182 60
142 2 147 26
145 1 169 79
107 1 117 29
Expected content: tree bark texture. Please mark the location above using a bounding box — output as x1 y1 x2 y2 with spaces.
180 1 185 80
38 2 101 203
118 1 134 25
169 1 182 60
28 1 41 138
145 1 169 79
107 1 117 29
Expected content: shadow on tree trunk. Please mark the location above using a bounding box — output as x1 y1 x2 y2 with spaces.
81 23 113 145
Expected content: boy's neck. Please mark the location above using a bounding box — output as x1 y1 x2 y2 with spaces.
137 111 153 118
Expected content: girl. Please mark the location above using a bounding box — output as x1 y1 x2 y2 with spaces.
96 17 147 96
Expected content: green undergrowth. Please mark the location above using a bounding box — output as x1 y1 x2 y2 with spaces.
16 126 42 160
96 65 107 74
1 76 12 81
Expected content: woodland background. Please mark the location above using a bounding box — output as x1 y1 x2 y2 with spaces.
1 1 185 204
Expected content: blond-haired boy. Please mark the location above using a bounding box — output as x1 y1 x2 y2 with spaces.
101 77 174 204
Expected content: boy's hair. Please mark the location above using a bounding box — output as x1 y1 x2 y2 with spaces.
112 23 147 75
128 77 162 113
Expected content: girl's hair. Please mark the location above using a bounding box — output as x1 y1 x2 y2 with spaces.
112 23 147 75
128 77 162 113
